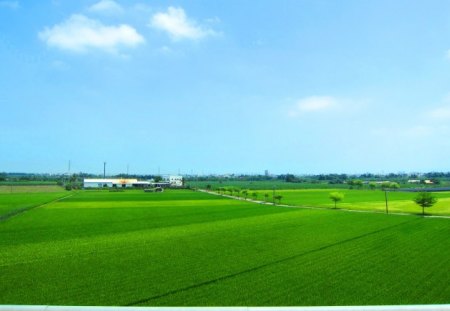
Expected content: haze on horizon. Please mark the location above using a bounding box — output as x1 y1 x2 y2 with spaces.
1 0 450 175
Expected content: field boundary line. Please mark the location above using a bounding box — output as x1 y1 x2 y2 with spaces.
125 219 416 306
0 193 73 223
2 305 450 311
198 190 450 219
1 305 450 311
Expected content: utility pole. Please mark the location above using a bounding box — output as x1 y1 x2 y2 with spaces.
385 190 389 214
273 186 276 205
103 162 106 178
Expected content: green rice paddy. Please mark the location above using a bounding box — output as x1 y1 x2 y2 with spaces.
251 189 450 216
0 189 449 306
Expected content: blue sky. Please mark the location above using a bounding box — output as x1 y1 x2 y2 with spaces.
1 0 450 175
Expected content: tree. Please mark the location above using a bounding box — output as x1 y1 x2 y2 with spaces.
414 192 437 215
264 193 269 202
347 180 354 189
154 175 163 182
242 189 248 200
353 179 363 189
274 195 283 204
329 192 344 209
389 182 400 191
285 174 297 183
234 188 241 198
381 181 391 191
206 184 212 191
368 182 377 190
252 192 258 201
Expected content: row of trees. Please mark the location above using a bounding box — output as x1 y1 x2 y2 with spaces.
207 184 439 216
211 185 438 215
329 191 437 215
347 180 400 190
212 187 283 204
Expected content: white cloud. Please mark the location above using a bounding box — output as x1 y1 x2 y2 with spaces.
370 125 434 139
150 7 216 40
38 14 144 53
289 96 337 117
88 0 123 15
428 106 450 119
401 125 433 138
428 95 450 120
0 1 19 9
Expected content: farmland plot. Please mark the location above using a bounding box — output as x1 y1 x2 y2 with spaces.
271 189 450 215
0 189 449 306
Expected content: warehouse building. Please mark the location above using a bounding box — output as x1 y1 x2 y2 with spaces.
83 179 150 188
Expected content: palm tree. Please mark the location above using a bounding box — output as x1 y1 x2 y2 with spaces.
329 192 344 209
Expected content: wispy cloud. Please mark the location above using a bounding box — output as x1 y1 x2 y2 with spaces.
370 125 434 139
427 95 450 120
150 7 216 40
428 105 450 119
402 125 434 138
88 0 123 15
38 14 144 54
0 1 19 9
288 96 337 117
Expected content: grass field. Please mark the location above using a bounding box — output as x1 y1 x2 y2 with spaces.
0 185 64 193
213 188 450 216
0 186 67 217
0 189 449 306
255 189 450 216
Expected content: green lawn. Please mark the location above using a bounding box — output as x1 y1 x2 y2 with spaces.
0 189 449 306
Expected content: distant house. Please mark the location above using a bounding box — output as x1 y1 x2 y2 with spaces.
83 179 150 188
408 180 421 183
424 180 434 184
168 175 183 187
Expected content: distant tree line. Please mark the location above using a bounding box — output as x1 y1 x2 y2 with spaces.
1 171 450 186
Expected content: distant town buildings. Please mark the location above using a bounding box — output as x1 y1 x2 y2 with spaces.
407 179 434 184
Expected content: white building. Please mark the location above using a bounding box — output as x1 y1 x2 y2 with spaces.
83 179 150 188
408 179 421 184
168 175 183 187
